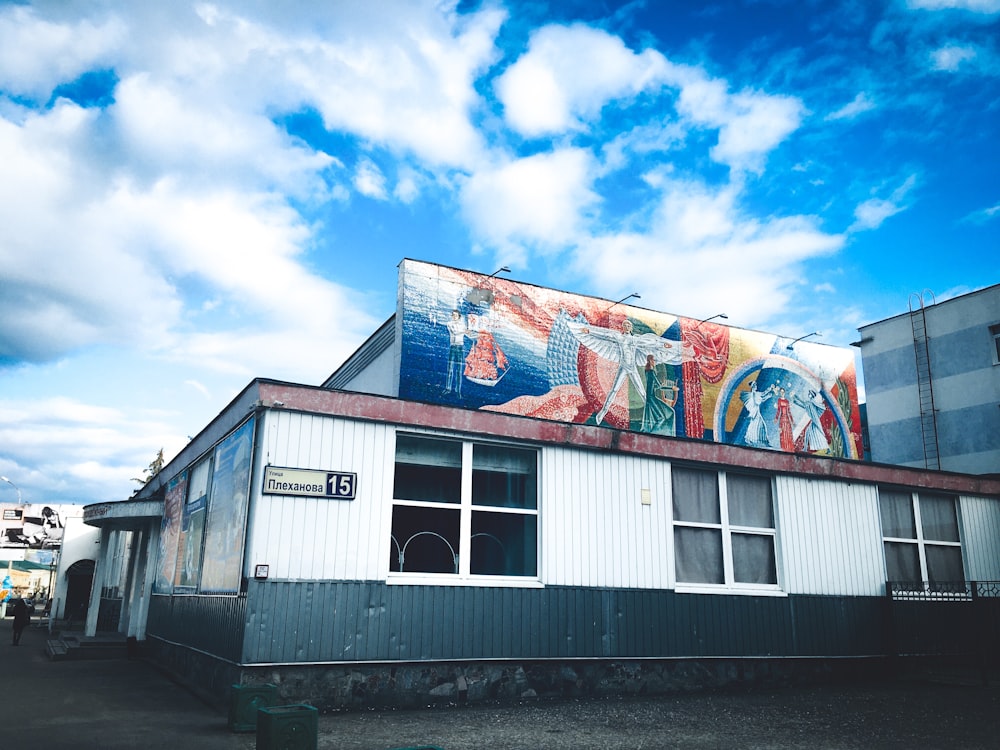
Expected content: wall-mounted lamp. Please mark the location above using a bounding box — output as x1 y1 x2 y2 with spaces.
608 292 641 310
484 266 511 281
695 313 728 329
0 475 22 505
786 331 821 350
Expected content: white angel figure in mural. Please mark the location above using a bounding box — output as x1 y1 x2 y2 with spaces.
566 318 692 425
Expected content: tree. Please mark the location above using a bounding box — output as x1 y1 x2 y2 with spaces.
132 448 165 487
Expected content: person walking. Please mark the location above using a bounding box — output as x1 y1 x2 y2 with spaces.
11 598 30 645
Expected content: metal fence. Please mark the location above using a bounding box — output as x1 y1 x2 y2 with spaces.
885 580 1000 683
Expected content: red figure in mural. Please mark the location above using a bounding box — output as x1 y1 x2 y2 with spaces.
775 387 795 452
680 320 730 438
465 331 509 385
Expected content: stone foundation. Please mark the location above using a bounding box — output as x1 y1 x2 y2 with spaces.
146 636 890 713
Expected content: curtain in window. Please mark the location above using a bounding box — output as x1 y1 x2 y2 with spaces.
925 545 964 582
879 490 916 538
672 467 719 523
732 533 776 584
884 541 920 581
727 474 773 528
919 493 960 542
674 527 723 584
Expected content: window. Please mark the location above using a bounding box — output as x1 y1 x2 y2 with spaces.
390 434 538 580
879 489 964 585
991 324 1000 365
672 466 778 591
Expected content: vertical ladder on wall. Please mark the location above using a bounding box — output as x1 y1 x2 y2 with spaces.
908 291 939 470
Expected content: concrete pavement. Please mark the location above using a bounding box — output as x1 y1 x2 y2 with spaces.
3 617 254 750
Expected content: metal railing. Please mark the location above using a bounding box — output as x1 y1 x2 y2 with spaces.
887 580 1000 600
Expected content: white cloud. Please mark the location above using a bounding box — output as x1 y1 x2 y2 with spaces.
961 202 1000 224
907 0 1000 12
826 92 877 121
0 6 125 99
570 179 844 324
849 174 919 232
496 23 670 136
667 65 803 173
930 44 978 71
461 149 600 252
0 395 177 502
354 158 389 200
496 23 802 172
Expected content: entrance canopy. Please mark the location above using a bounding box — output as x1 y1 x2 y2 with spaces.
82 499 162 531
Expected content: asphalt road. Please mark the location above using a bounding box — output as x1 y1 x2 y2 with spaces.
4 616 999 749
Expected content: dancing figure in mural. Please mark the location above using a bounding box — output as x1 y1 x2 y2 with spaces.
740 380 775 447
567 319 689 426
793 389 830 453
774 387 795 452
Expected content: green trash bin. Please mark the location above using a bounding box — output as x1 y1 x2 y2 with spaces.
228 683 278 732
256 704 319 750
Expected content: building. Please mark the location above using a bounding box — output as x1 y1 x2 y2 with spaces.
78 261 1000 709
856 285 1000 474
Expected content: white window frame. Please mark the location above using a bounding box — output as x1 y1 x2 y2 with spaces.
388 433 541 588
990 323 1000 366
879 488 964 590
671 466 783 596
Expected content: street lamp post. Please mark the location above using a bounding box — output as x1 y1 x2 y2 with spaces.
1 475 23 504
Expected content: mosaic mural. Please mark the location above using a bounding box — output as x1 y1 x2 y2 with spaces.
398 260 862 459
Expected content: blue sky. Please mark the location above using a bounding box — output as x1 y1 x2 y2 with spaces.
0 0 997 506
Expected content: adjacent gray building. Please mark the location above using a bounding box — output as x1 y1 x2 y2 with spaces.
856 284 1000 474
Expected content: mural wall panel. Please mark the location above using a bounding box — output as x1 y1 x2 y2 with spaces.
398 260 862 459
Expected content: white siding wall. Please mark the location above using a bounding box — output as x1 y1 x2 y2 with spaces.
246 411 395 581
960 494 1000 581
540 446 672 589
244 412 995 593
776 476 885 596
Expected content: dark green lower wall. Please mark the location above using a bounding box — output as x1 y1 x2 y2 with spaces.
237 581 888 663
144 581 998 710
146 581 997 668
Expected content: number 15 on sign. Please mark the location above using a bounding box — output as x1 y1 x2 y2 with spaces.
327 472 356 499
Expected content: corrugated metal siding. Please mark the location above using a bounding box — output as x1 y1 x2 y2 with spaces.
775 476 885 596
541 447 671 589
147 593 246 662
241 580 886 664
247 412 395 581
959 494 1000 580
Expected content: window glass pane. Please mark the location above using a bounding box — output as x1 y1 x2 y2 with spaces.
672 467 720 524
188 458 210 504
727 474 773 528
674 527 723 584
390 506 460 574
472 444 537 509
471 511 537 576
879 490 916 539
919 494 960 542
925 545 964 583
394 435 462 503
732 533 777 584
884 541 920 581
